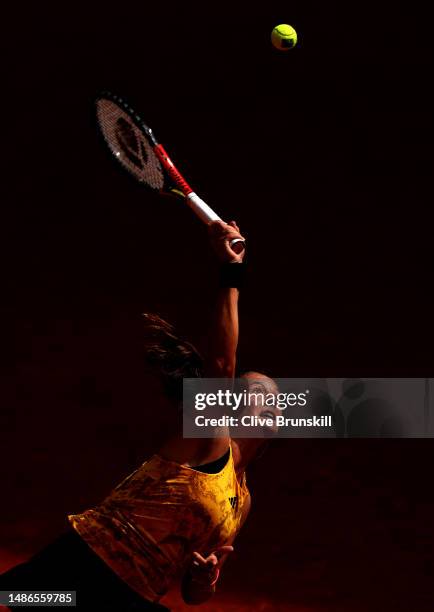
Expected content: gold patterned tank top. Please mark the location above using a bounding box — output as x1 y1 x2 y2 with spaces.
68 443 249 603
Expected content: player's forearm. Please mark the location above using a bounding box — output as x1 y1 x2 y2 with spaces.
207 287 239 378
205 220 245 378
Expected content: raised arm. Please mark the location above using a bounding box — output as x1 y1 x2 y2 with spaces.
205 221 245 379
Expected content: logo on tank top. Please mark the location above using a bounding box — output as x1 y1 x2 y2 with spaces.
228 496 238 511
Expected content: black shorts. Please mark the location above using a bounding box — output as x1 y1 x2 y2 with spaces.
0 529 169 611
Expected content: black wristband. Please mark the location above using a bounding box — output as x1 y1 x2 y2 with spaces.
219 263 246 288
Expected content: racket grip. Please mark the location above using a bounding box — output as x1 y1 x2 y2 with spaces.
187 193 246 253
187 193 221 223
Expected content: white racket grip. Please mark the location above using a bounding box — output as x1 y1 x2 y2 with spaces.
186 192 246 253
186 192 221 224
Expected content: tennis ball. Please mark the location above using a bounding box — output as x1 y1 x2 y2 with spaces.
271 24 298 51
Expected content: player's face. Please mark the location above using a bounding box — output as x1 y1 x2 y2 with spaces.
242 372 280 434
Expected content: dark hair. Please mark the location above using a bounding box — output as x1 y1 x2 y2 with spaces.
142 313 203 402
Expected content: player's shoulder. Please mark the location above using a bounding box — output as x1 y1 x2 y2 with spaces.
231 439 243 471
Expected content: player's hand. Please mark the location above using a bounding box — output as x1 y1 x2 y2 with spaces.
189 545 234 588
208 221 245 263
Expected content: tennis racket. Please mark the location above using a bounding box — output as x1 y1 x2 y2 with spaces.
95 92 245 253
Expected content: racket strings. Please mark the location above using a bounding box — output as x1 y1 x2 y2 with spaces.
96 98 164 190
115 117 147 168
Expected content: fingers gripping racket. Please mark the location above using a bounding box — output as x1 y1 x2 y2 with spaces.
95 92 245 253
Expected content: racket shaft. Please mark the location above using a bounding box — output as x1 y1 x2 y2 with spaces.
155 142 245 252
155 145 193 194
155 145 221 224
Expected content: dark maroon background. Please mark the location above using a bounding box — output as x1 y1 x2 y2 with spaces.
1 1 433 610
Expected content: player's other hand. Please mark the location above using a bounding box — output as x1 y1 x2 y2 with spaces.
208 221 245 263
189 545 234 588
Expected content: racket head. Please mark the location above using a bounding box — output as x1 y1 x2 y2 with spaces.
95 91 165 191
95 92 245 253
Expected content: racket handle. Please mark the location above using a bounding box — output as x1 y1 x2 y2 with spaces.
187 193 246 254
187 192 221 223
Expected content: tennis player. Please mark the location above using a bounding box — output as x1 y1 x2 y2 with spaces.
0 220 278 610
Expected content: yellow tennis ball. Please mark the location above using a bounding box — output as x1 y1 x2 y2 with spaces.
271 24 298 51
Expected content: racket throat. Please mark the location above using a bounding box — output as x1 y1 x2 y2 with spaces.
154 144 220 224
154 144 193 195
